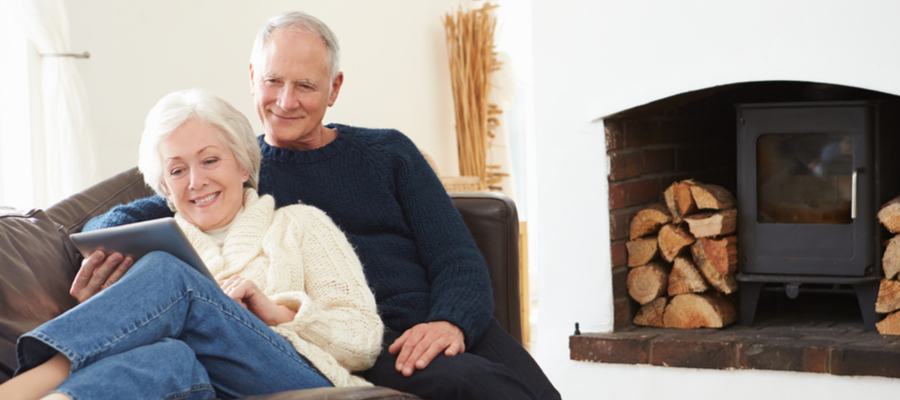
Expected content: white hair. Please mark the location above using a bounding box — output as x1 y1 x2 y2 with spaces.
250 11 341 80
138 88 262 202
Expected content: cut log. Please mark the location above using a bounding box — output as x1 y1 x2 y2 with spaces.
690 182 736 210
876 279 900 314
684 209 737 238
658 224 696 262
663 292 736 329
629 204 672 240
691 236 739 294
877 310 900 335
883 236 900 280
633 297 667 327
626 236 659 267
878 195 900 233
668 256 709 296
627 262 668 305
664 180 697 224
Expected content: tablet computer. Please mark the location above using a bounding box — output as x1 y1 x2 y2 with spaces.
70 217 216 282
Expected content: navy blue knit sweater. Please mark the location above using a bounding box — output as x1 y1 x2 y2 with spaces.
84 124 495 346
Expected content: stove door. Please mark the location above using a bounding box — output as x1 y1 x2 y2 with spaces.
737 102 875 276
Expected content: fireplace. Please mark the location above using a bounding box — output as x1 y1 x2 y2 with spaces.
573 81 900 379
606 81 900 330
735 101 900 331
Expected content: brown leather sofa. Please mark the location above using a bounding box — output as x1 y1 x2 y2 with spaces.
0 167 522 400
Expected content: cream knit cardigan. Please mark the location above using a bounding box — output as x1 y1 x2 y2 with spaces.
175 189 383 387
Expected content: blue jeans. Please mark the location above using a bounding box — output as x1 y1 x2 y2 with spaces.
15 251 332 400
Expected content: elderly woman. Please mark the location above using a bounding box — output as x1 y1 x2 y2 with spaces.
0 89 383 400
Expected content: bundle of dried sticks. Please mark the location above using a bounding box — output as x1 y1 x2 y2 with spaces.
443 4 501 191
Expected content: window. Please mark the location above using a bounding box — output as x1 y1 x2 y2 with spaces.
0 11 41 209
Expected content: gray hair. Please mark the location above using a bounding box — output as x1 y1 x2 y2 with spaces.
138 88 262 202
250 11 341 80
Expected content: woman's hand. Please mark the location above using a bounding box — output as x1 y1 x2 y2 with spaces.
218 275 296 326
70 250 134 303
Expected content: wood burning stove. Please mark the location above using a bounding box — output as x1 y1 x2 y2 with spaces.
736 101 900 331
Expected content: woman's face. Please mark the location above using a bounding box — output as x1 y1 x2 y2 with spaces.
159 119 248 231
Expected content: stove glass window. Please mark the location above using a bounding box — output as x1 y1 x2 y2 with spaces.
756 132 853 224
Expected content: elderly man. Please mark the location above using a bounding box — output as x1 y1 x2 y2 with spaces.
76 11 559 400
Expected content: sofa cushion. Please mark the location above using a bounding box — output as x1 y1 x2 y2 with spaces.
0 207 79 379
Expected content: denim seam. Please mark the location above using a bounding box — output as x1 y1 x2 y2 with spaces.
164 383 216 400
24 331 82 371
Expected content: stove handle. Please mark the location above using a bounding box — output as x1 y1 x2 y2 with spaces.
851 167 862 219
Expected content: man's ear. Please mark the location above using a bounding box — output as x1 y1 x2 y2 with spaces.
249 62 256 95
328 71 344 107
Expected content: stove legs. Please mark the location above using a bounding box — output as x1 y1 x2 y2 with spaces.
738 281 764 327
736 275 880 332
853 281 879 332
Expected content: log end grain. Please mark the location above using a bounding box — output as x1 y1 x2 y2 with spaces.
634 297 667 327
627 263 669 305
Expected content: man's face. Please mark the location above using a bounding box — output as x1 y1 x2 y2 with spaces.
250 28 342 150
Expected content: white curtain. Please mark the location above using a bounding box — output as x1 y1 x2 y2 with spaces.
9 0 96 207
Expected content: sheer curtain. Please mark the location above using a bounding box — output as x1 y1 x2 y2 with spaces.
7 0 96 208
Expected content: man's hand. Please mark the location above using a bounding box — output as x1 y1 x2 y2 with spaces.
70 250 133 303
388 321 465 377
219 275 296 326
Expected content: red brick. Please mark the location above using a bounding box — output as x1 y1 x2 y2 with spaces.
612 266 629 299
623 177 662 207
609 210 635 241
570 333 651 364
605 120 625 151
738 341 807 372
608 151 643 182
611 240 627 267
613 298 635 330
675 143 733 173
803 346 829 374
608 183 626 210
642 148 674 175
674 146 708 173
651 338 736 369
624 120 664 148
831 346 900 378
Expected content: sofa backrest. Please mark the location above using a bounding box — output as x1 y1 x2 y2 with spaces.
0 168 153 381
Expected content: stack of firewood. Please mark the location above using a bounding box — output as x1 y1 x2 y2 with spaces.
875 196 900 334
626 180 738 328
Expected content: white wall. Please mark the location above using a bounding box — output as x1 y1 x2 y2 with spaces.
528 0 900 398
68 0 469 182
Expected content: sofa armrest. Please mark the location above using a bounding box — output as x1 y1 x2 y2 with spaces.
450 192 522 343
